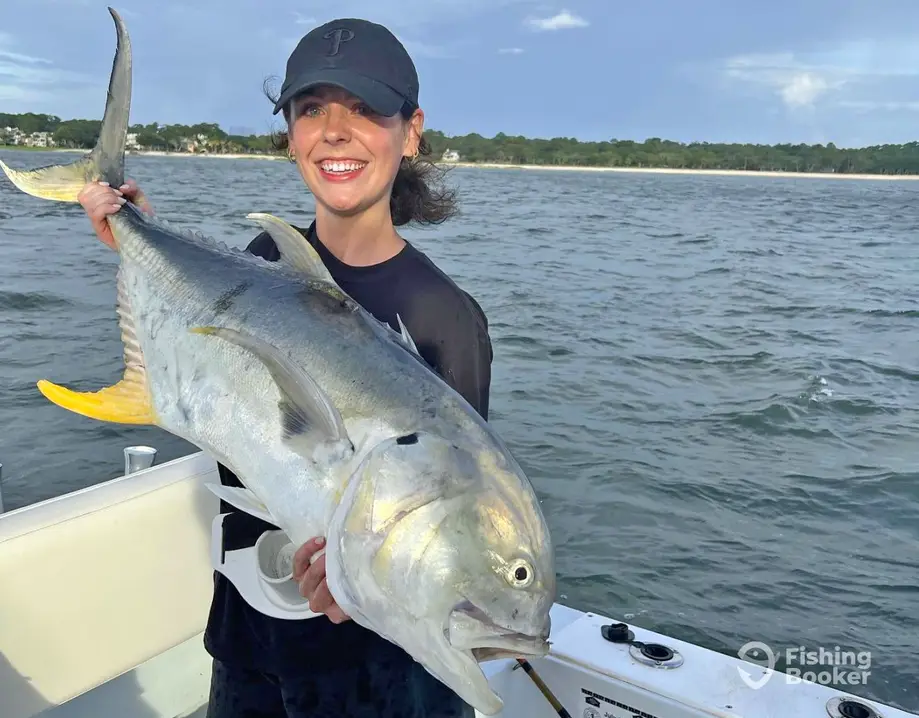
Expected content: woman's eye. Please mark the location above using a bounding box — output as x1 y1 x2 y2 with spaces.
292 100 320 118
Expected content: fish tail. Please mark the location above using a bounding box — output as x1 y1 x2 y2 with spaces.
0 7 131 202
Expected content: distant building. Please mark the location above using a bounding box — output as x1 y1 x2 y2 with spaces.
2 127 27 145
26 131 52 147
442 148 460 162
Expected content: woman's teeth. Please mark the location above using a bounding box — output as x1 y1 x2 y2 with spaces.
320 161 366 173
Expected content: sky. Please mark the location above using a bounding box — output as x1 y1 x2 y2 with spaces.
2 0 919 147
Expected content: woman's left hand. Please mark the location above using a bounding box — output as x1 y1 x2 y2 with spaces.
293 536 351 624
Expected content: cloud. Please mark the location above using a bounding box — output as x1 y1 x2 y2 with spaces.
499 47 525 54
293 12 317 26
779 72 830 108
0 31 95 110
719 39 919 112
723 56 842 109
524 10 588 31
0 32 51 67
721 52 845 109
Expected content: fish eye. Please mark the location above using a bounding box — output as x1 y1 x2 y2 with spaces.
507 558 533 588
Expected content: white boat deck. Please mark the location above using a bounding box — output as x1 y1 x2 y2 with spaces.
0 451 914 718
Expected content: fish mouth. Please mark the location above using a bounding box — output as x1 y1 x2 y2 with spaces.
446 600 551 663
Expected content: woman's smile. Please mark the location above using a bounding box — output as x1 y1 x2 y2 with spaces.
316 158 369 182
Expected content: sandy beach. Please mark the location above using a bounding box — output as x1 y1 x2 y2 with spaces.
3 146 918 180
447 161 919 181
131 150 284 162
132 152 919 180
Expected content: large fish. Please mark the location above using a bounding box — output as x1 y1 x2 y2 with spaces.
0 7 555 714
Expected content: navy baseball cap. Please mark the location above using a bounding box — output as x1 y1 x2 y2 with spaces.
273 18 419 117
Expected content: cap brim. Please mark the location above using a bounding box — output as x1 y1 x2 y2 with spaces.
273 69 406 117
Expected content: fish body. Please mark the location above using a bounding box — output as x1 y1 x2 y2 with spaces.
1 8 556 715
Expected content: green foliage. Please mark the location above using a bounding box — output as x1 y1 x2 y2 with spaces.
424 132 919 175
3 113 919 174
54 119 102 148
0 112 60 134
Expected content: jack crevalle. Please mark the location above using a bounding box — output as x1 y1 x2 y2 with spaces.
0 7 556 714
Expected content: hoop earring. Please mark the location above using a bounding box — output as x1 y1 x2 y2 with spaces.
287 148 295 163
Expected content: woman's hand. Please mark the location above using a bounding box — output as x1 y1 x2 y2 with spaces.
77 178 153 250
293 536 350 624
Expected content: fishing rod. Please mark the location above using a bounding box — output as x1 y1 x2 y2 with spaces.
516 658 572 718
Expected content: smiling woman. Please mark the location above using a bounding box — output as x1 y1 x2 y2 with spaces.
266 22 458 245
76 14 496 718
203 18 494 718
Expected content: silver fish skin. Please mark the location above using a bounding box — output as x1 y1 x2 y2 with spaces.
0 8 556 714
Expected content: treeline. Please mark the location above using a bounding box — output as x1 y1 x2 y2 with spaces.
4 112 919 174
126 122 277 154
0 113 276 154
425 132 919 175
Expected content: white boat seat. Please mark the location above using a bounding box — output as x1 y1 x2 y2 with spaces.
0 452 220 718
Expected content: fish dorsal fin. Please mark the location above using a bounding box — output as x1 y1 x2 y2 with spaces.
36 265 155 425
246 212 337 285
189 325 353 461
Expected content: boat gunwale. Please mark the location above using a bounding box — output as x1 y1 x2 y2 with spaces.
0 451 216 542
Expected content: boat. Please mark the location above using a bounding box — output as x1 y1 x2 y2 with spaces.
0 449 913 718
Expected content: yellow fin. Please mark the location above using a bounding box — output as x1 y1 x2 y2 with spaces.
37 375 155 425
0 156 98 203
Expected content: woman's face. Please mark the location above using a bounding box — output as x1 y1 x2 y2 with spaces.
288 85 423 219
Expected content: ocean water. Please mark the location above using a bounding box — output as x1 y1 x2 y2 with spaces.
1 150 917 711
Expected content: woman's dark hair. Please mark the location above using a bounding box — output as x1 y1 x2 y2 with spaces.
262 78 457 226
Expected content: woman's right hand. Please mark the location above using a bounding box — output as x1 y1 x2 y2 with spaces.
77 179 153 250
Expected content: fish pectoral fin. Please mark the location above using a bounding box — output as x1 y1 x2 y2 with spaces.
189 326 354 458
246 213 338 286
205 483 276 524
36 375 155 424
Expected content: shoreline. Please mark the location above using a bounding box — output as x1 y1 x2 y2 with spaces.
3 146 919 180
447 161 919 181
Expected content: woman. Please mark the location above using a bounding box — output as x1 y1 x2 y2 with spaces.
77 17 493 718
